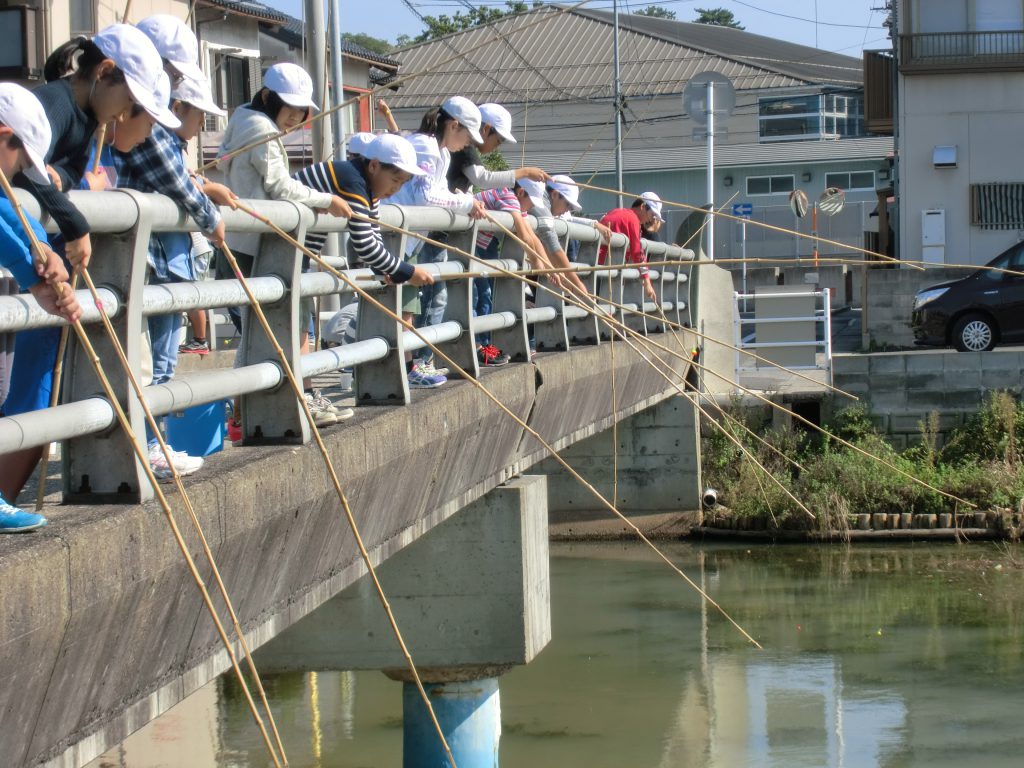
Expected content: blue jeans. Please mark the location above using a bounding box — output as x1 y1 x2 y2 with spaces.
472 238 501 345
416 235 448 329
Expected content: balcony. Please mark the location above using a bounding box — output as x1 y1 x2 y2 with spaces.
900 30 1024 74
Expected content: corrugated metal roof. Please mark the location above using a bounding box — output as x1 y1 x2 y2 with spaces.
388 6 863 108
520 136 894 175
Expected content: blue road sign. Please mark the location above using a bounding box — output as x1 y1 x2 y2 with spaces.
732 203 753 217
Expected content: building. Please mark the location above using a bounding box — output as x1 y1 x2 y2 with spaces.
386 5 894 261
893 0 1024 267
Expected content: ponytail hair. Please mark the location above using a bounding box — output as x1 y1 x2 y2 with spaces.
417 106 458 143
44 36 126 84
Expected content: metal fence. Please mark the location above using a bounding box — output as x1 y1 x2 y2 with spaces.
0 189 694 503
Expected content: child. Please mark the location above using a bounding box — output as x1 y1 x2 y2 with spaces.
447 103 546 193
113 72 228 478
2 24 170 504
598 191 664 302
0 83 82 531
217 62 352 430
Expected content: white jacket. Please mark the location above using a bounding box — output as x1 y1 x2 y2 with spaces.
217 106 334 256
384 134 476 212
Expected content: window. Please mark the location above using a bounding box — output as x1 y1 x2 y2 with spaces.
970 182 1024 229
341 88 372 136
70 0 95 36
746 175 795 196
758 92 864 142
825 171 876 191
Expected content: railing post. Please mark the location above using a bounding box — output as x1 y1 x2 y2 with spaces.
237 201 310 444
564 237 600 346
594 236 624 342
487 228 531 362
437 223 480 379
63 190 151 503
356 230 410 405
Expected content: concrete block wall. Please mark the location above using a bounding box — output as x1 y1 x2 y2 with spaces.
832 348 1024 446
860 267 963 349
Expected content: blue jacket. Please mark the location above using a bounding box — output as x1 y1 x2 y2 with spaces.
0 197 48 289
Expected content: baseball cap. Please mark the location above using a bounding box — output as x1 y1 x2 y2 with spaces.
516 178 547 210
364 133 426 177
347 131 376 157
639 191 664 221
547 174 582 212
93 24 180 129
440 96 483 144
263 62 319 112
171 74 226 117
0 83 52 186
136 14 204 83
478 103 517 144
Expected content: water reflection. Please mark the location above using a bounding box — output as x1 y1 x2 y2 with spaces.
87 542 1024 767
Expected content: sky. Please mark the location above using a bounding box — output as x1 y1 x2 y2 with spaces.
264 0 893 55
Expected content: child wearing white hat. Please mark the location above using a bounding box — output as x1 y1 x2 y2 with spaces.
0 83 81 533
447 102 547 194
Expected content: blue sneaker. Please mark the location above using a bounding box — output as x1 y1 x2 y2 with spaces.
408 364 446 389
0 495 47 533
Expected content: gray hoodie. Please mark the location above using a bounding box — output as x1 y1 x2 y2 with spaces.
217 106 334 256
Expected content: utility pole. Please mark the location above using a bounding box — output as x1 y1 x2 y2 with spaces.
305 0 333 164
329 0 347 160
705 79 714 261
612 0 624 207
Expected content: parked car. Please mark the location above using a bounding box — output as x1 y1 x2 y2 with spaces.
911 240 1024 352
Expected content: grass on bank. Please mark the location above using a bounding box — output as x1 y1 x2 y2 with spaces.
701 391 1024 531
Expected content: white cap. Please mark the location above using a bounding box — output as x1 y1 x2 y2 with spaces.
440 96 483 144
639 191 664 221
547 173 582 212
151 71 182 129
347 131 376 157
478 103 517 144
136 14 204 83
364 133 426 177
93 24 180 129
516 178 547 210
263 62 318 112
0 83 52 186
171 74 226 117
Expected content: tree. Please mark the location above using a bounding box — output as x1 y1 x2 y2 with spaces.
694 7 744 29
342 32 394 56
635 5 676 19
412 0 543 43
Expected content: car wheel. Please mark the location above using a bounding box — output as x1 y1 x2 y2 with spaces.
952 313 996 352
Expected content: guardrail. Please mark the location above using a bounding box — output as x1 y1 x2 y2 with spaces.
900 30 1024 73
0 189 694 503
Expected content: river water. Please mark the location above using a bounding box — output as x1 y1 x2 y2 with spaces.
87 541 1024 768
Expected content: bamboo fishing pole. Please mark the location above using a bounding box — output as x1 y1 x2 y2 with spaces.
233 200 763 649
216 241 458 768
199 0 595 174
0 173 287 767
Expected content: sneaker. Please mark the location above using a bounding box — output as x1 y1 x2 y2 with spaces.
149 444 204 480
227 419 242 443
334 407 355 421
408 364 446 389
307 388 339 414
304 392 338 426
418 360 450 377
179 338 210 356
478 344 510 367
0 495 47 533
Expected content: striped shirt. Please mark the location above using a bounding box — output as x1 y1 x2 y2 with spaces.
475 187 521 251
292 159 415 283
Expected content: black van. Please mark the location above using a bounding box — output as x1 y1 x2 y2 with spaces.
911 240 1024 351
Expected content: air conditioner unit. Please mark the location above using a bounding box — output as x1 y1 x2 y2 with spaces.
0 4 43 81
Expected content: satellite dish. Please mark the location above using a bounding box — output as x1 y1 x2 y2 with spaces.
682 72 736 127
819 187 846 216
789 189 809 219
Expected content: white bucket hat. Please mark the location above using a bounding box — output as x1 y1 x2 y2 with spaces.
639 191 664 221
171 74 226 117
347 131 376 157
0 83 52 186
516 178 547 210
93 24 180 129
547 174 582 212
478 103 517 144
263 63 319 112
136 14 204 83
440 96 483 144
364 134 426 177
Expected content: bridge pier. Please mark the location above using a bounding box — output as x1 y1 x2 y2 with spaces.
255 475 551 765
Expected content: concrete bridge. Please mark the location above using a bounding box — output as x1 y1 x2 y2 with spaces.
0 191 736 767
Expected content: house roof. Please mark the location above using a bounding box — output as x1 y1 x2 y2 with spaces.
387 5 864 107
199 0 291 24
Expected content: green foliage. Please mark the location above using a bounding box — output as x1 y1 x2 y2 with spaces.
635 5 677 19
413 1 544 43
481 150 510 173
341 32 395 56
694 7 744 28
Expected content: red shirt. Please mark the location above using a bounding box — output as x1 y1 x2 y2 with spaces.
598 207 648 275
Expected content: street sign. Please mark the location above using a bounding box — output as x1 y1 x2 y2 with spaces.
732 203 753 217
683 71 736 126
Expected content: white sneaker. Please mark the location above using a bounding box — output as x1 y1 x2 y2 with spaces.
149 444 204 480
304 392 338 426
418 360 450 377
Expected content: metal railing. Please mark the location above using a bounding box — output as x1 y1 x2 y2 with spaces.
900 30 1024 73
0 189 694 503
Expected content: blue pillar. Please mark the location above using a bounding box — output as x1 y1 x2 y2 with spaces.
402 677 500 768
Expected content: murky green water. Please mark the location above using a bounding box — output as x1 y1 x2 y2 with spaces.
89 541 1024 768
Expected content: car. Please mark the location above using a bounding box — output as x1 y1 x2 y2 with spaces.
911 240 1024 352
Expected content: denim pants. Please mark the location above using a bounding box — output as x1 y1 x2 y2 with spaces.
472 238 501 346
416 234 448 329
